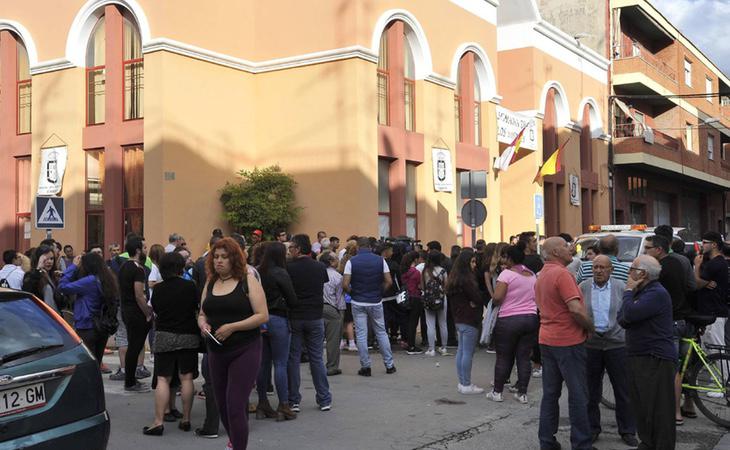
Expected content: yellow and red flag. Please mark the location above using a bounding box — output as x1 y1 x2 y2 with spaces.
533 137 570 184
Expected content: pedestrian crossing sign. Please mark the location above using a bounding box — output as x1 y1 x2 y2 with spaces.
35 196 65 229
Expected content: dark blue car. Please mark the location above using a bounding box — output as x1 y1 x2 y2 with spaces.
0 289 110 449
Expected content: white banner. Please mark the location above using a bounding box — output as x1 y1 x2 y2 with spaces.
569 174 581 206
496 106 538 151
37 146 68 196
431 148 454 192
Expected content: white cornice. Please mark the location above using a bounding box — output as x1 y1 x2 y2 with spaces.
534 21 609 71
489 95 503 105
425 73 456 89
517 109 545 120
598 133 611 142
614 152 730 189
31 58 75 75
566 121 583 133
449 0 498 25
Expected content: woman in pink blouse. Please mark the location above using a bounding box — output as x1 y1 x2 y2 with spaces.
485 245 538 404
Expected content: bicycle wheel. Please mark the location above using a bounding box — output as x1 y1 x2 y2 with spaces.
600 370 616 410
688 353 730 428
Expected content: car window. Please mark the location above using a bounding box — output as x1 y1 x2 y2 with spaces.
0 297 74 363
575 238 598 260
616 236 643 262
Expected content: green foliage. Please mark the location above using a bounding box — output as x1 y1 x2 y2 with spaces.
219 165 301 237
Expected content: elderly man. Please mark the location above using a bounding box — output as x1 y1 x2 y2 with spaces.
577 234 631 284
618 255 676 450
535 237 594 450
164 233 184 253
579 255 637 447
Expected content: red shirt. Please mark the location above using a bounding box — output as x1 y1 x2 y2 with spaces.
535 260 586 346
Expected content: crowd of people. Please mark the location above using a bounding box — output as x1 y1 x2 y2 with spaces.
1 224 728 450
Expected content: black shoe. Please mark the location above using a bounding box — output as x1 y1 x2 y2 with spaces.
142 424 164 436
621 434 638 448
164 409 183 422
179 421 191 432
327 369 342 376
406 346 423 355
358 367 371 377
386 365 397 374
194 428 218 439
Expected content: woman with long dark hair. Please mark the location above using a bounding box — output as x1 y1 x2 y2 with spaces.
446 249 485 394
400 250 424 354
58 252 119 363
486 245 538 404
198 238 268 449
255 241 298 421
23 245 60 312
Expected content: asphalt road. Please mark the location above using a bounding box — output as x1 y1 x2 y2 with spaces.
102 347 727 450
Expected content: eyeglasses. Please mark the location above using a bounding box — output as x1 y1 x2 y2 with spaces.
629 267 645 272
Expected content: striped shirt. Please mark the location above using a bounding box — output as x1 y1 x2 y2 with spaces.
576 255 630 284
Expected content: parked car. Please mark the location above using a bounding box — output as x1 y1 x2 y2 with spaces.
575 225 688 263
0 288 109 450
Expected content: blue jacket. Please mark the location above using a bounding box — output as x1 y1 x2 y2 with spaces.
349 249 385 305
618 280 676 362
58 264 103 330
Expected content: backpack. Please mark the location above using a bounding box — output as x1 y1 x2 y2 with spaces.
93 278 119 336
422 268 445 311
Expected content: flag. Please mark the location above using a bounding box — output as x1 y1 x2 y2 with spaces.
494 126 526 172
533 137 570 184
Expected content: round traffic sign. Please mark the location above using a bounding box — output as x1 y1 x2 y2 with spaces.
461 199 487 228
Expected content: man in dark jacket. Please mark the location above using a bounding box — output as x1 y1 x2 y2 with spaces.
618 255 676 450
286 234 332 412
579 256 636 447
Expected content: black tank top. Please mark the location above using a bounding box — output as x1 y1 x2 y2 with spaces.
202 279 259 351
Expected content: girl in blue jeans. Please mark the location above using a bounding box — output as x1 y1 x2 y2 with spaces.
445 249 486 395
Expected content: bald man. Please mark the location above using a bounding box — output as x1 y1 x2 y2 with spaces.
579 255 637 447
576 234 631 284
535 237 594 450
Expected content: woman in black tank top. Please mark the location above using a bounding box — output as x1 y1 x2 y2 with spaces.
198 238 268 449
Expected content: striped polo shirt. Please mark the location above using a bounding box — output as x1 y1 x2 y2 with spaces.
576 255 630 284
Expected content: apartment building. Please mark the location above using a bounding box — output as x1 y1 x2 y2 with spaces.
610 0 730 239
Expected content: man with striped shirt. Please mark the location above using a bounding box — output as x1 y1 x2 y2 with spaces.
576 235 630 284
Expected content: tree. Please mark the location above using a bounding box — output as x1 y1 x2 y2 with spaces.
219 165 301 237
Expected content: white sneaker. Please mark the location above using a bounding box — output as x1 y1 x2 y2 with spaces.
425 349 436 357
439 347 451 356
339 339 346 350
508 384 519 393
458 384 485 395
514 393 528 404
347 344 357 352
485 391 504 402
532 367 542 378
707 391 725 398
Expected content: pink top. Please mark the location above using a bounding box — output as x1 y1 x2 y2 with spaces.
496 266 537 318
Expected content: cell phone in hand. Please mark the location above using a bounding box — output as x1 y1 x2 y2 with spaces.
205 329 223 346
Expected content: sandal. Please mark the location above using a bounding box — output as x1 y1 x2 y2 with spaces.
680 408 698 419
675 418 684 426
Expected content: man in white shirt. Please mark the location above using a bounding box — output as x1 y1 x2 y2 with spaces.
0 250 25 289
164 233 184 253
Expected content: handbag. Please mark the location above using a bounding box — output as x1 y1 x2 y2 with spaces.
394 275 410 309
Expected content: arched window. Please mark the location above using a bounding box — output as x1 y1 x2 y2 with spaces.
376 20 416 131
580 103 593 172
17 40 31 134
454 52 482 146
123 12 143 120
86 17 106 125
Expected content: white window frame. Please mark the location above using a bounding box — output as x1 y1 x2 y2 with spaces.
686 123 693 151
706 77 713 103
708 134 715 160
684 59 692 87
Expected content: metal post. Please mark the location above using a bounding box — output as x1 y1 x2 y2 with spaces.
470 172 477 247
46 229 52 240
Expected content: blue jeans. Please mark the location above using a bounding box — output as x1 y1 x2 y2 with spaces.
287 318 331 406
256 314 291 404
352 303 394 369
455 323 478 386
539 344 592 450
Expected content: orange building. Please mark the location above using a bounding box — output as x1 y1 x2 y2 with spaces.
0 0 611 256
610 0 730 239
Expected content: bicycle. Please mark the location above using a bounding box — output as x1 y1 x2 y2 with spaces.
678 315 730 428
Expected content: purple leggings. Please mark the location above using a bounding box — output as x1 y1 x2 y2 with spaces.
207 337 262 450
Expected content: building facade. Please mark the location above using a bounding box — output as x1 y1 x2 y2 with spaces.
0 0 612 255
610 0 730 240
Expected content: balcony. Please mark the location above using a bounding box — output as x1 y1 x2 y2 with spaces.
613 43 678 96
614 123 730 188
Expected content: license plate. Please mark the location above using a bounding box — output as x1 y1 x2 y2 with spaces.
0 383 46 417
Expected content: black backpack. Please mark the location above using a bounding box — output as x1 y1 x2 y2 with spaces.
422 268 445 311
93 278 119 336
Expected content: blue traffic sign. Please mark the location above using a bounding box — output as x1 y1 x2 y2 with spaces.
36 197 65 229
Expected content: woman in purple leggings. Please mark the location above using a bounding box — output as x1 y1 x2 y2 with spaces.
198 237 269 449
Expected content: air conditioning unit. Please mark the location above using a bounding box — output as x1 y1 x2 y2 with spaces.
721 96 730 106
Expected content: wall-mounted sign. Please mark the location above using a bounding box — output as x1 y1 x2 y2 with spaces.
37 146 68 196
534 194 544 221
569 174 581 206
431 148 454 192
496 106 538 151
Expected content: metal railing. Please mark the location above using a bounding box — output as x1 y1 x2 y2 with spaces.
614 122 679 150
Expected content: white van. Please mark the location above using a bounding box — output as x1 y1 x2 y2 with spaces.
575 225 688 263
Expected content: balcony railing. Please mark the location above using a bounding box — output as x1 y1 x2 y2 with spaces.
614 42 677 83
614 122 679 150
